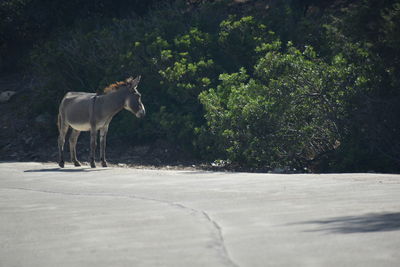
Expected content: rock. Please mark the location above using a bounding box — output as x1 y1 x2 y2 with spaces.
0 91 17 103
211 159 230 167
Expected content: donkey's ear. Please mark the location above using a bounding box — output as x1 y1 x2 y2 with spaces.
125 76 134 83
131 75 141 88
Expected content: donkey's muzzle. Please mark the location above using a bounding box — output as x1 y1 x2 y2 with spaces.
136 108 145 118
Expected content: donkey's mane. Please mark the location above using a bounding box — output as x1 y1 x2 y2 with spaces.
103 81 127 94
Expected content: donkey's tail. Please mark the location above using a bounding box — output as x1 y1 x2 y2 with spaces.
57 100 64 132
57 112 61 132
57 94 69 133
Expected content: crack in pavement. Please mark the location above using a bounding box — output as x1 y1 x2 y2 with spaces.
3 187 240 267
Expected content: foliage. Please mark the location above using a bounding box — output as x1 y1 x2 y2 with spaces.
317 0 400 172
4 0 400 172
0 0 169 71
199 41 370 170
31 1 227 149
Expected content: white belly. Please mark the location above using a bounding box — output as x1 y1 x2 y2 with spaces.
70 122 91 131
69 121 107 131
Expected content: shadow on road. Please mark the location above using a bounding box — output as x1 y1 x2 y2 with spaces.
24 167 109 173
296 212 400 233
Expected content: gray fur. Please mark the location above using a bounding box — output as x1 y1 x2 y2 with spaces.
57 76 145 168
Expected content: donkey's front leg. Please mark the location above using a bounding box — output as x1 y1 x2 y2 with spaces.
89 127 97 168
100 126 109 167
58 132 66 168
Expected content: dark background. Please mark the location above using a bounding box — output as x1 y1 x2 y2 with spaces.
1 0 399 172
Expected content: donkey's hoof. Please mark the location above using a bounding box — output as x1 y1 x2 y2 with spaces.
58 161 65 168
101 161 108 168
73 161 81 167
90 161 96 168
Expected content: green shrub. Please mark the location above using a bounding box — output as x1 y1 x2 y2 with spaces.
199 41 368 170
28 1 400 172
31 2 227 149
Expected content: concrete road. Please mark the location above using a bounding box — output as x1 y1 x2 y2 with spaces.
1 162 400 267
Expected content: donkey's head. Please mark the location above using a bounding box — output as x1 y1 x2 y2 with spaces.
123 76 145 118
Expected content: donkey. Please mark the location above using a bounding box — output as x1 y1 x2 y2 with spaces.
57 76 145 168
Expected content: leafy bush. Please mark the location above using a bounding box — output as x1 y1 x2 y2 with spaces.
199 40 369 170
31 1 227 149
316 0 400 172
26 0 400 172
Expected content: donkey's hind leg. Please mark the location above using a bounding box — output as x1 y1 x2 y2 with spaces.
69 129 81 167
58 119 69 168
100 126 109 167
